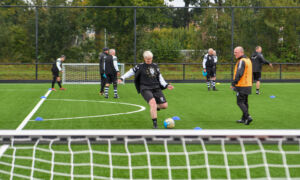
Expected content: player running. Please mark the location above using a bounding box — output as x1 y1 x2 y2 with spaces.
102 49 120 99
118 51 174 129
203 48 217 91
51 55 65 91
250 46 273 95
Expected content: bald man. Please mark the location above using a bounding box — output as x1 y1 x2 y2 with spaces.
231 46 253 125
250 46 272 95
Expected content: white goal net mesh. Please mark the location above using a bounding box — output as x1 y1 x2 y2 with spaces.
62 63 125 84
0 130 300 180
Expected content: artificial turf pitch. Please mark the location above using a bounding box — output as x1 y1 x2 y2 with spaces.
0 83 300 130
0 83 300 179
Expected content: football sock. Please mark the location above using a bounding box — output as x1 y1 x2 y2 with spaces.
152 118 157 125
256 89 259 93
104 86 109 96
212 80 216 87
51 77 56 88
113 84 118 96
206 81 210 88
57 81 62 88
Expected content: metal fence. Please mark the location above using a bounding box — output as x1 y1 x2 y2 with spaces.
0 4 299 82
1 63 300 82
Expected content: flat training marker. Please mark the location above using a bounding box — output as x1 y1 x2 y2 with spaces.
35 117 43 121
194 127 202 130
172 116 180 120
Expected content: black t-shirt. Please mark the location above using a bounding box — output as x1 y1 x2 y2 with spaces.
133 63 161 91
205 55 215 68
251 52 270 72
104 55 116 75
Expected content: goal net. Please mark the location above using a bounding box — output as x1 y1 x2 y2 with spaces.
62 63 125 84
0 130 300 180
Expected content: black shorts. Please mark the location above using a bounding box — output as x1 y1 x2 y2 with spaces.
206 67 216 78
141 88 167 104
105 74 117 84
253 72 261 81
52 69 59 77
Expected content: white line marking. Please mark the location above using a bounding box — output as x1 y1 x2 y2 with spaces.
0 89 51 158
29 99 146 121
17 90 52 130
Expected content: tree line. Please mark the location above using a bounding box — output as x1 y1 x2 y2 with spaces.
0 0 299 63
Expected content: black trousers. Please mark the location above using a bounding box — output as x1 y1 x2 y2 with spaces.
237 92 249 120
100 75 106 93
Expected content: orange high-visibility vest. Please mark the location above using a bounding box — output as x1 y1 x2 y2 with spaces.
233 58 252 87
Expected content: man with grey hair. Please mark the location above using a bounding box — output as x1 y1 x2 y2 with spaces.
231 46 253 125
119 51 174 129
203 48 217 91
102 49 119 99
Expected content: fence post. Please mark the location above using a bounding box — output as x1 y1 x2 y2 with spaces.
134 8 137 64
230 7 235 80
279 64 282 80
35 7 39 80
183 64 185 80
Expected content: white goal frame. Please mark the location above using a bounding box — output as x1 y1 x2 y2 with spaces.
0 129 300 144
62 63 125 84
0 130 299 180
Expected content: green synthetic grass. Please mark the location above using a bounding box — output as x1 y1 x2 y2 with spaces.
1 83 300 129
0 83 300 179
0 142 299 179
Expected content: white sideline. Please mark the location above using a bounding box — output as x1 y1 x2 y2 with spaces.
0 90 51 158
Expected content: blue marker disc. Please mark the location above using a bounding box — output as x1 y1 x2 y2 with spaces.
194 127 202 130
172 116 180 120
35 117 43 121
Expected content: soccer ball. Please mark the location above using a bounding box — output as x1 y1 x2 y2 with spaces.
164 118 175 129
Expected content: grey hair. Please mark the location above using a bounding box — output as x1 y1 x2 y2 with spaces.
143 51 153 59
235 46 244 53
109 49 115 54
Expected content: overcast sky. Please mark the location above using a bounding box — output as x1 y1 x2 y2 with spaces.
165 0 186 7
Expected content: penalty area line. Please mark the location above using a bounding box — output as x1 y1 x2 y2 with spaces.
0 89 52 158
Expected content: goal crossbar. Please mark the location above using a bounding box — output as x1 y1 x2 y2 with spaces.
0 130 299 144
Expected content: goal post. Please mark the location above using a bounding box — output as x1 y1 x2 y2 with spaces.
62 63 125 84
0 130 300 179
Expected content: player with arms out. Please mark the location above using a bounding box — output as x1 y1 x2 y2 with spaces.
103 49 120 99
118 51 174 129
51 55 65 91
203 48 217 91
250 46 273 95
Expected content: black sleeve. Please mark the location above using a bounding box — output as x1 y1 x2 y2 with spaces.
132 64 141 73
258 54 270 65
99 55 104 74
232 60 245 86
